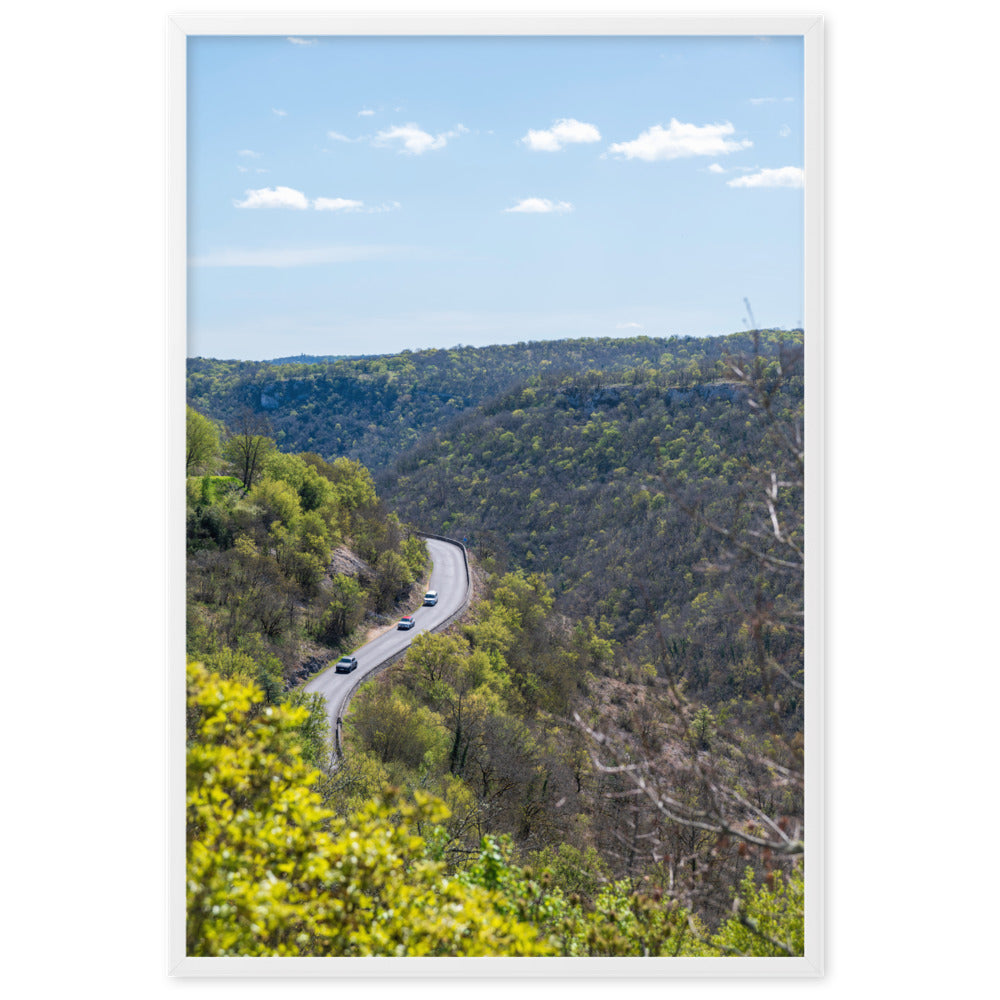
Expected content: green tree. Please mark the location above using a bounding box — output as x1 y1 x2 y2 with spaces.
223 411 275 490
709 866 805 956
347 684 445 769
328 456 377 512
317 574 366 645
186 406 221 475
527 843 611 905
688 706 716 751
249 477 302 532
372 549 413 611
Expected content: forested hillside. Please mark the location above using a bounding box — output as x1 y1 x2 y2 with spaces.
185 329 806 957
185 407 431 767
381 331 803 729
186 333 779 473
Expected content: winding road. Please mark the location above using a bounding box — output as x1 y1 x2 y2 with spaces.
304 536 470 751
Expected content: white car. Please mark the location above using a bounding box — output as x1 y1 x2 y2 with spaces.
423 591 438 606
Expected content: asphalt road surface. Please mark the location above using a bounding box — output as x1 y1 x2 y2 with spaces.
303 536 469 740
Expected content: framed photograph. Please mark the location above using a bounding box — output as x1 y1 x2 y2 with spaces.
170 14 823 977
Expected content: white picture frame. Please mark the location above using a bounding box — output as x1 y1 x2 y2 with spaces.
168 12 824 978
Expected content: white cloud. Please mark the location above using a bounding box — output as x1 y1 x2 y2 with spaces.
233 186 400 213
708 163 726 174
779 124 791 137
616 322 643 330
272 108 288 117
189 245 420 268
236 165 248 173
287 37 316 46
521 118 601 152
313 197 364 212
608 119 752 161
726 166 804 188
750 97 776 105
504 198 573 214
237 149 261 158
234 186 309 209
326 131 355 143
373 122 467 155
358 109 376 117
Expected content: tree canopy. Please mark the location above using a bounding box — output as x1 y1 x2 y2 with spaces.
187 662 803 958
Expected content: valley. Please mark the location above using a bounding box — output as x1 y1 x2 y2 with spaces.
185 329 806 957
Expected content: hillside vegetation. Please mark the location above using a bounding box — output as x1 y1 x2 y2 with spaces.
185 413 431 772
187 333 780 473
382 331 803 731
184 329 806 957
188 662 803 957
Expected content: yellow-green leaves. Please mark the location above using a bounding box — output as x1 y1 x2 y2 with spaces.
709 865 805 957
186 663 552 957
186 406 221 475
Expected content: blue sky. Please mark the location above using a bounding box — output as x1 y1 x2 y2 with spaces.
187 34 804 360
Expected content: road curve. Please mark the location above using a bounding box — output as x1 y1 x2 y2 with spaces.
303 536 470 751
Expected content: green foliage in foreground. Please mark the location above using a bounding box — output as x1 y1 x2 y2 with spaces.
186 662 550 957
187 664 804 958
